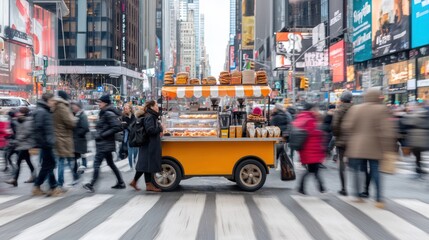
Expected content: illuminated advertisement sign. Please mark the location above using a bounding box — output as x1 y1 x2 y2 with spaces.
121 1 126 64
372 0 410 58
418 56 429 80
0 0 9 38
347 65 355 82
0 38 9 83
385 60 415 85
229 45 236 70
412 0 429 48
33 6 56 60
329 40 345 83
241 0 255 50
275 32 312 70
353 0 372 62
1 42 32 85
329 0 344 38
8 0 33 45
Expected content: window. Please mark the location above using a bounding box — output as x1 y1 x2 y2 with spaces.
0 99 20 107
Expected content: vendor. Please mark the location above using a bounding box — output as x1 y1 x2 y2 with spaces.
252 107 263 116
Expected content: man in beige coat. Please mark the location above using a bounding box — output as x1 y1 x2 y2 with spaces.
53 91 78 188
342 88 396 208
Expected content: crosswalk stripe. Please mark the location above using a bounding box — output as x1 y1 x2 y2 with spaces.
292 196 370 240
339 197 429 240
11 195 113 240
394 199 429 219
0 195 20 205
0 197 61 227
215 195 256 240
154 194 206 240
80 195 160 240
254 196 313 240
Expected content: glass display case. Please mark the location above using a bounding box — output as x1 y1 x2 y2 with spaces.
163 111 218 137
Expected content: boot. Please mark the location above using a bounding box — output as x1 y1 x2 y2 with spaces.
5 179 17 187
375 201 385 209
32 186 46 196
48 187 65 197
146 183 161 192
129 180 141 191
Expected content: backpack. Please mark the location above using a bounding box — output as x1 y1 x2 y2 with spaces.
128 117 148 147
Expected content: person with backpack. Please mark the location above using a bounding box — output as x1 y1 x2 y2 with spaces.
129 100 162 192
4 107 36 187
83 95 126 193
121 103 138 170
71 101 89 174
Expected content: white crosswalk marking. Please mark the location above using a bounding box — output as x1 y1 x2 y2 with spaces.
292 196 370 240
215 195 256 240
254 196 313 240
80 195 160 240
155 194 206 240
394 199 429 219
11 195 113 240
339 197 429 240
0 197 61 227
0 195 20 205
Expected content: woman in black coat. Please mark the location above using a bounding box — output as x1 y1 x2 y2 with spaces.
129 100 162 192
71 102 90 170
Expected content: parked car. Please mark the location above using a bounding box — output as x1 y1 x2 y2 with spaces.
0 96 35 115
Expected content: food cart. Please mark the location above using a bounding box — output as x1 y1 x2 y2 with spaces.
155 85 281 192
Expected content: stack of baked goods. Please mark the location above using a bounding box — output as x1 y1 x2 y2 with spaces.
242 70 255 84
190 78 200 85
231 70 242 84
202 78 208 85
219 71 231 85
256 71 268 84
164 71 174 85
247 113 267 122
176 72 189 85
207 76 217 85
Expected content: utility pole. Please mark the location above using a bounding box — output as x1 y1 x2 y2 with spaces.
42 56 48 93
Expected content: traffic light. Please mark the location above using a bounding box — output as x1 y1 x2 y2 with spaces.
115 95 121 101
299 77 309 90
303 78 309 90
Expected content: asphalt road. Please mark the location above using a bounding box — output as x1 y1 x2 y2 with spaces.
0 143 429 240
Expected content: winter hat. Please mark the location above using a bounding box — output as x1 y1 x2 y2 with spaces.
340 91 353 103
274 103 285 111
98 95 111 105
302 101 314 111
58 90 69 101
71 101 83 109
252 107 263 116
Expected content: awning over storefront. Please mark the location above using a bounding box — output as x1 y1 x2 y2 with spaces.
162 85 272 99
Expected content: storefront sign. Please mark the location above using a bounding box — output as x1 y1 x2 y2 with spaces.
121 1 126 64
329 40 345 83
241 0 255 50
276 32 312 70
417 79 429 87
329 0 344 38
0 0 9 38
412 0 429 48
372 0 410 58
385 60 415 85
8 0 33 46
407 79 416 90
353 0 372 62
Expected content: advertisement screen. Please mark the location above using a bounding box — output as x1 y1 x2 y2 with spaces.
418 56 429 80
329 40 345 83
276 32 312 70
385 60 415 85
412 0 429 48
372 0 410 58
347 65 355 82
0 0 9 38
9 42 32 85
304 50 328 67
353 0 372 62
329 0 344 38
0 38 10 84
33 5 56 59
8 0 33 45
229 45 235 70
241 0 255 50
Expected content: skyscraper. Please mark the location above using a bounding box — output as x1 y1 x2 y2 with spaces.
179 10 196 77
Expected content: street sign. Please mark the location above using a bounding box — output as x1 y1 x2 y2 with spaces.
33 70 44 76
97 86 103 92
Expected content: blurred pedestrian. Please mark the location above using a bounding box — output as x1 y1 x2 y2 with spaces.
270 103 292 159
129 100 162 192
322 104 336 159
2 110 18 172
71 101 89 174
53 91 78 188
83 95 125 193
121 103 138 170
332 91 353 196
293 102 326 195
342 88 396 208
4 107 36 186
33 93 63 196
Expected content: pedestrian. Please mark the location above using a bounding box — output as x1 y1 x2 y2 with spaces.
4 107 36 186
32 93 63 196
332 91 353 196
71 101 90 174
270 103 292 159
53 91 78 188
294 102 326 195
322 104 336 159
2 110 18 172
83 94 126 193
129 100 162 192
121 103 138 170
342 88 396 208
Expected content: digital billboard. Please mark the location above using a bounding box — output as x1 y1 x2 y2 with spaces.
372 0 410 58
412 0 429 48
276 32 312 70
0 38 10 84
329 40 345 83
33 5 56 60
241 0 255 50
0 0 9 38
8 0 33 45
418 56 429 80
353 0 372 62
385 60 415 85
9 42 32 85
329 0 344 38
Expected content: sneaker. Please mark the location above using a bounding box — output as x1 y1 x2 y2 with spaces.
338 190 348 196
359 192 369 198
5 179 17 187
83 183 95 193
49 187 65 197
375 201 385 209
111 183 126 189
32 186 46 196
77 166 86 174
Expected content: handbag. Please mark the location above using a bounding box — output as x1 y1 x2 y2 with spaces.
289 125 308 151
280 152 296 181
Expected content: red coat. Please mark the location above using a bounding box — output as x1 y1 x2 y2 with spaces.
292 111 325 164
0 120 10 149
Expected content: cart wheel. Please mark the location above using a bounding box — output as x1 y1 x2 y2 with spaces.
234 159 266 192
153 159 182 191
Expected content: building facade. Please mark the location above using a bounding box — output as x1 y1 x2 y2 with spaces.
179 10 196 77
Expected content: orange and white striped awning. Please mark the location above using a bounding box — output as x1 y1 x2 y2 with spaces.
162 85 272 99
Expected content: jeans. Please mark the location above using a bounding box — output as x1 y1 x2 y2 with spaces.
127 143 138 168
14 150 35 180
337 147 346 191
57 157 79 187
350 158 381 201
34 148 58 189
90 151 124 186
75 153 87 168
299 163 325 193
